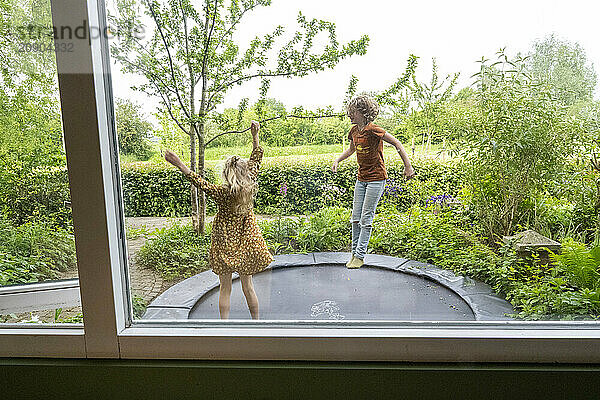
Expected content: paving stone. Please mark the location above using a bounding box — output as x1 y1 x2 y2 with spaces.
464 293 515 321
364 254 409 270
313 252 351 265
150 271 220 308
142 307 190 320
268 253 316 269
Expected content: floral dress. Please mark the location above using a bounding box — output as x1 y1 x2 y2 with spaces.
184 146 274 275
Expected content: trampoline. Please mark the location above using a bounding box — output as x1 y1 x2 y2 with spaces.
143 253 514 321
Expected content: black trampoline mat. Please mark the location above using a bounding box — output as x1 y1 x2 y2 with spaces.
189 264 475 320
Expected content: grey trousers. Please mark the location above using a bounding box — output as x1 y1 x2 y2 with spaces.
351 179 386 259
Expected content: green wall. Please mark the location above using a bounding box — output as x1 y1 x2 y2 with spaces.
2 359 600 399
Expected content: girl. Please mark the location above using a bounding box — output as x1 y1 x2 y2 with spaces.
164 121 273 319
332 94 415 269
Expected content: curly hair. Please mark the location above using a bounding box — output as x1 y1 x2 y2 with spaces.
346 94 379 123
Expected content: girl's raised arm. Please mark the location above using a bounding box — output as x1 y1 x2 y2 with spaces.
251 120 260 150
248 120 263 180
164 149 222 196
164 149 191 175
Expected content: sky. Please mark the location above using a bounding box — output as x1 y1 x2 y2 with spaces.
108 0 600 124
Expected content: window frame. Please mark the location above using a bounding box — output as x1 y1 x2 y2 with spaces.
3 0 600 363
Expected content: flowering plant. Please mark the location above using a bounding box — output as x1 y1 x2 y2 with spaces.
425 193 457 214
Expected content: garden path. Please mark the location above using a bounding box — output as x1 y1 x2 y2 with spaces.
4 215 278 323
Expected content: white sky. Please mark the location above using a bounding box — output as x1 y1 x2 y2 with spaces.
109 0 600 124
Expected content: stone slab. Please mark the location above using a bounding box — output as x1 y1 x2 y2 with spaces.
364 254 409 270
149 270 220 308
268 253 316 270
464 293 515 321
313 252 351 265
142 307 190 320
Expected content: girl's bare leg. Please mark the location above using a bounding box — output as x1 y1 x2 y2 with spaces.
240 274 259 320
218 273 232 319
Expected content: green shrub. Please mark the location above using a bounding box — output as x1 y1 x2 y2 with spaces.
132 294 148 319
56 312 84 323
0 252 56 286
115 98 154 160
557 165 600 243
295 207 351 252
460 51 583 241
134 222 211 281
512 160 600 244
0 167 72 229
259 216 301 254
369 208 497 277
258 207 351 254
118 157 464 217
125 223 152 240
2 156 465 222
255 158 465 215
521 194 580 242
508 278 600 320
121 165 217 217
0 217 76 285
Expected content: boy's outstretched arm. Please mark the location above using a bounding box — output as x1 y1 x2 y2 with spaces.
332 140 356 172
382 132 415 179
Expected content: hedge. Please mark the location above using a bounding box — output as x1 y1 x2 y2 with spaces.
254 158 466 214
3 158 466 220
120 165 218 216
0 167 72 229
120 158 466 216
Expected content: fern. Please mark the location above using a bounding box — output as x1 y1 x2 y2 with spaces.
550 239 600 290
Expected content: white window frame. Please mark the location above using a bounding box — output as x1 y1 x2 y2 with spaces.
3 0 600 362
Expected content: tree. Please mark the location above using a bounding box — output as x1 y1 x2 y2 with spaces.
408 58 459 154
526 34 597 106
0 0 57 91
462 50 582 240
153 107 191 159
109 0 369 233
0 0 63 170
0 0 68 229
342 55 418 145
115 98 154 159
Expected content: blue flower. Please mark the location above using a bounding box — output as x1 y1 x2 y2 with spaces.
279 183 288 196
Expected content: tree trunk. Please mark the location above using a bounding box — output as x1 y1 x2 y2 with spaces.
195 1 211 236
189 123 199 232
197 119 206 235
426 133 432 155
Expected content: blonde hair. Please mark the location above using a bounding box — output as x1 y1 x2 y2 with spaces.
222 155 258 215
346 94 379 123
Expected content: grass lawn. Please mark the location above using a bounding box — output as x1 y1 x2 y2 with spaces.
121 143 452 169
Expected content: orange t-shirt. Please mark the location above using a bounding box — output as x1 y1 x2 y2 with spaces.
347 122 388 182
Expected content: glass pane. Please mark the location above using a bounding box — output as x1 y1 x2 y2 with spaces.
0 0 82 324
104 0 600 322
